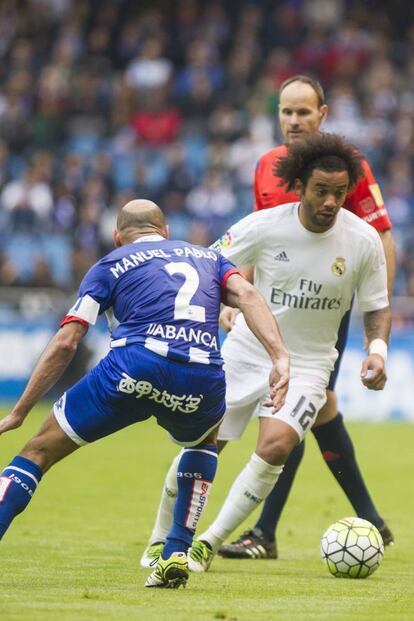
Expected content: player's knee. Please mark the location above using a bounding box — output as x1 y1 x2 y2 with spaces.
19 437 52 472
256 434 293 466
19 419 79 472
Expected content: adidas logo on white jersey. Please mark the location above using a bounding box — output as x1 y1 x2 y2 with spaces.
274 251 289 262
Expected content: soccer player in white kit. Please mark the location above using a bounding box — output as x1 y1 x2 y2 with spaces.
141 133 391 572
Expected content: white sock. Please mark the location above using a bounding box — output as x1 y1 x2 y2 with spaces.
149 451 182 544
199 453 283 552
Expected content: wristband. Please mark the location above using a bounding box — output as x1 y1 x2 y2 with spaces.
368 338 388 362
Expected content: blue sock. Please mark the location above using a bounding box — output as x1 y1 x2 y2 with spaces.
0 456 43 539
162 444 218 559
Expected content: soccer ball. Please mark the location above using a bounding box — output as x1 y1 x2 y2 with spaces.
320 517 384 578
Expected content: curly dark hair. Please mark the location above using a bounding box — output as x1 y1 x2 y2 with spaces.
274 133 364 191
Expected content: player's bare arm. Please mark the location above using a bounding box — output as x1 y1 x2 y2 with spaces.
360 307 391 391
219 264 253 332
0 322 87 434
224 273 290 412
362 230 394 350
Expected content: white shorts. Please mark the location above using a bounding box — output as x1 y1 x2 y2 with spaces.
219 336 328 442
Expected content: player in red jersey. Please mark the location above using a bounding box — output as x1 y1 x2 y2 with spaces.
218 75 395 560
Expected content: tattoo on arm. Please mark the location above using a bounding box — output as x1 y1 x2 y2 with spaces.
363 307 391 344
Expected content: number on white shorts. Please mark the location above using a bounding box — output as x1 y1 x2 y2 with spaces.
290 395 316 431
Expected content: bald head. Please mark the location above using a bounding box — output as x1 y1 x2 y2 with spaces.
115 199 168 245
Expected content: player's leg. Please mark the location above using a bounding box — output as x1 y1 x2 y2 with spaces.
0 412 79 539
219 441 305 559
141 398 257 571
186 356 269 571
144 355 231 588
195 418 289 555
194 374 326 569
140 438 229 568
140 452 183 567
145 424 220 589
0 343 150 543
0 348 142 543
218 392 308 560
141 342 268 568
164 427 220 558
312 389 393 544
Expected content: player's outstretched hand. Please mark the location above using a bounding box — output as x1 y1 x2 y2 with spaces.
267 352 290 412
0 410 26 435
360 354 387 390
219 306 240 333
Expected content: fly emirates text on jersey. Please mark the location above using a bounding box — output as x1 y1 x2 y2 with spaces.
271 278 342 311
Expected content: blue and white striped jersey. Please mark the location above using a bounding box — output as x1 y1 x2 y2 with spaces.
63 235 238 366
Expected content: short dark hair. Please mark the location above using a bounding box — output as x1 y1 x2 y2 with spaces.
274 133 364 190
279 75 325 107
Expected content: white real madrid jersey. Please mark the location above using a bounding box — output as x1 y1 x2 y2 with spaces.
213 202 388 374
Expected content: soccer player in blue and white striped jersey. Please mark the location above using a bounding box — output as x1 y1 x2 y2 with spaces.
0 199 289 589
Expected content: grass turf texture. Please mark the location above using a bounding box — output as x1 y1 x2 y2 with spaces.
0 404 413 621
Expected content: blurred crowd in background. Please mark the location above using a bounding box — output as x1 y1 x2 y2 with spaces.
0 0 413 304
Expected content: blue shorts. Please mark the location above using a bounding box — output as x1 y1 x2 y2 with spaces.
53 345 226 447
328 307 352 391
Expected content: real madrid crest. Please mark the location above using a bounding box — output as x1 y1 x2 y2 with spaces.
331 257 346 277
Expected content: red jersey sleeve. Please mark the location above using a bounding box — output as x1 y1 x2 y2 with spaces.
253 157 266 211
344 159 392 232
253 146 300 211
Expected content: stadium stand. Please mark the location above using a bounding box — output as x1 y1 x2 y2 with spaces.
0 0 413 307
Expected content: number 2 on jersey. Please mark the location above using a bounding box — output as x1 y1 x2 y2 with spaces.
165 262 206 322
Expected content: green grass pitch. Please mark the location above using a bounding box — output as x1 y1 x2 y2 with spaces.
0 404 413 621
